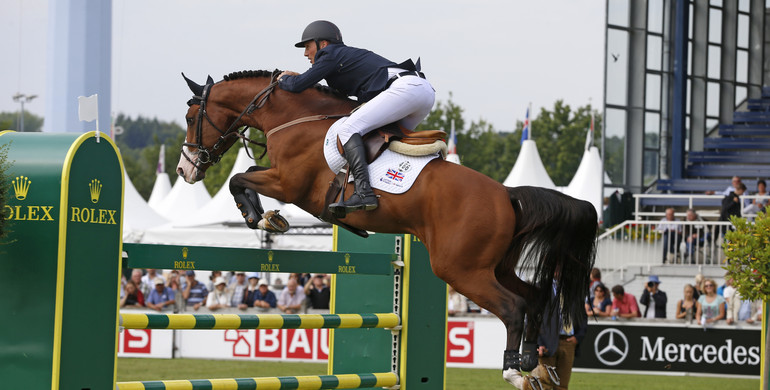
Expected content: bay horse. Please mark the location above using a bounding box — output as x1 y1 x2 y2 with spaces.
176 70 597 388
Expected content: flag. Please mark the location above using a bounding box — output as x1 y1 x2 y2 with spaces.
584 111 595 150
520 106 530 144
157 144 166 173
78 94 99 122
447 120 457 155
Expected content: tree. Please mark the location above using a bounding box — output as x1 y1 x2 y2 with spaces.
0 111 43 132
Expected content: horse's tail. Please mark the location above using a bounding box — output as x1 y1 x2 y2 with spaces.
501 186 597 330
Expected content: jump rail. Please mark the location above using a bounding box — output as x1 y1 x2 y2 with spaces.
119 312 400 330
116 372 399 390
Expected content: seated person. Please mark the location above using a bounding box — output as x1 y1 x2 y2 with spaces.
120 280 144 308
675 284 697 322
253 279 277 310
182 270 209 311
721 183 747 222
238 272 261 310
611 285 640 318
585 283 612 317
146 278 175 311
682 209 711 262
304 274 330 310
696 279 726 326
277 278 305 314
743 179 768 217
206 277 231 311
657 208 681 264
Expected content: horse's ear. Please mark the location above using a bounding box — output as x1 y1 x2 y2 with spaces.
182 72 204 97
206 75 214 85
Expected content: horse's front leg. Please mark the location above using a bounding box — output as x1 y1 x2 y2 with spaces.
230 167 289 232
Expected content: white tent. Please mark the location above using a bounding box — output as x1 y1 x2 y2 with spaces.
502 140 556 189
446 153 461 165
122 170 169 242
152 175 212 222
564 146 603 218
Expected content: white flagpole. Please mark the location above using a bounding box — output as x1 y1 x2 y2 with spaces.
528 102 532 140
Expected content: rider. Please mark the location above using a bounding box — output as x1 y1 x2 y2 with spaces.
278 20 435 215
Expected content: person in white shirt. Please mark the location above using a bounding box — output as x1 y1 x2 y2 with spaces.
657 208 681 264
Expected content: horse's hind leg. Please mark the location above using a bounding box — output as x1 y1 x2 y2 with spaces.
443 272 529 388
496 272 542 371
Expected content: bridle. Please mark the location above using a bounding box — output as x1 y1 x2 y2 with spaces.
181 72 280 170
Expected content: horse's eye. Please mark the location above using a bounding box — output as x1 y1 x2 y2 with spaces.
186 117 193 125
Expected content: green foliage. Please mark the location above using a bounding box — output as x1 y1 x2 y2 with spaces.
724 212 770 301
0 111 44 132
0 141 9 241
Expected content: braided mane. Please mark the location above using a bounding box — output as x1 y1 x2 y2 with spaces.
222 69 351 101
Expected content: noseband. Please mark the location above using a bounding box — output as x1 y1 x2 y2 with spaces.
182 72 280 170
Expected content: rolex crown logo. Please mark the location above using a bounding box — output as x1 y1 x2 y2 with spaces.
89 179 102 204
12 176 31 200
268 251 274 262
345 253 350 265
182 247 189 259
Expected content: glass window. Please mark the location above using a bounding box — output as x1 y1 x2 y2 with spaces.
647 35 662 71
706 118 719 133
710 0 723 7
709 8 722 44
686 79 692 114
708 45 721 79
739 0 750 12
736 50 748 83
736 86 747 105
604 108 627 185
707 82 720 117
645 112 660 149
606 29 629 106
648 0 664 33
643 150 659 187
737 14 749 48
646 74 662 110
608 0 630 27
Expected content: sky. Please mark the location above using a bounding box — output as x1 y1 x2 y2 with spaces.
0 0 606 132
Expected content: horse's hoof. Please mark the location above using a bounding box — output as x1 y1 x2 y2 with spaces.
520 343 538 371
526 376 542 390
257 210 290 233
502 368 525 389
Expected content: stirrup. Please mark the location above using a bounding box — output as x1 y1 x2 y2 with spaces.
257 210 290 233
328 194 378 217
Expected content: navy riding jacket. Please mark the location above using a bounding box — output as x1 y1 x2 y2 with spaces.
279 44 417 102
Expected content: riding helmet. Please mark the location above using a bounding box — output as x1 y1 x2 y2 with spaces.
295 20 343 47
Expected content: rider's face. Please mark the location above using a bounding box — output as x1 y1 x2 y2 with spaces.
304 40 328 65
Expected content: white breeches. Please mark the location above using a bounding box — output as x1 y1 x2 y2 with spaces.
336 76 435 144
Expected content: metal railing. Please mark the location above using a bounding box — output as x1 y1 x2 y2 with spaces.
596 220 734 275
633 193 770 220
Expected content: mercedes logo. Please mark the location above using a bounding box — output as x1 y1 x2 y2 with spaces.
594 328 629 366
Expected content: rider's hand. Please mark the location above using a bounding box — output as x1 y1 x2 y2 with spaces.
277 71 299 81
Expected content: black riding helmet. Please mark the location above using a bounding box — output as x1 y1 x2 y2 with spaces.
294 20 343 49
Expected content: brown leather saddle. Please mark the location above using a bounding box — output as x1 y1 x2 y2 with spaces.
323 123 447 237
336 123 447 162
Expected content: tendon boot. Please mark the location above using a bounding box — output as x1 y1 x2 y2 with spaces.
328 133 378 216
234 188 264 229
521 342 539 371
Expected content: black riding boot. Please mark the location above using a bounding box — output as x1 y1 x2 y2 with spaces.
329 133 378 216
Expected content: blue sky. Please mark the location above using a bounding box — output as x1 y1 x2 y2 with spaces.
1 0 605 132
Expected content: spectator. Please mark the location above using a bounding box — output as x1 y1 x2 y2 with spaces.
585 283 612 317
131 269 150 299
675 284 697 322
743 179 768 217
588 268 602 300
253 278 277 311
448 285 468 315
238 272 261 310
708 175 743 196
206 270 223 292
304 274 330 310
727 292 760 325
696 278 726 326
141 269 164 289
611 285 640 318
206 277 231 311
720 182 747 222
682 209 711 263
229 272 248 308
277 278 306 314
291 273 311 287
657 207 681 264
639 275 667 319
121 281 144 308
146 278 175 311
693 273 705 301
182 270 208 311
166 270 184 312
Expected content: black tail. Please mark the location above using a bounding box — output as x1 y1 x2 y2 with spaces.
500 186 597 330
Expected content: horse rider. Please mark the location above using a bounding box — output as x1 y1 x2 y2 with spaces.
278 20 435 215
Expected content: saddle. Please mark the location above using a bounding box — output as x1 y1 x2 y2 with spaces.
336 123 447 162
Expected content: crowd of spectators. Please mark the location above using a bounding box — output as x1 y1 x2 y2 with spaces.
120 269 330 313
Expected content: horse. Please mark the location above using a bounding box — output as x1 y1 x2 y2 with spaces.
176 70 597 388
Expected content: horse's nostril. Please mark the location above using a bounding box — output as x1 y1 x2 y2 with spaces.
176 167 185 177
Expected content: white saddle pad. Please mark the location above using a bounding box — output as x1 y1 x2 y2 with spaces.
323 118 441 194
